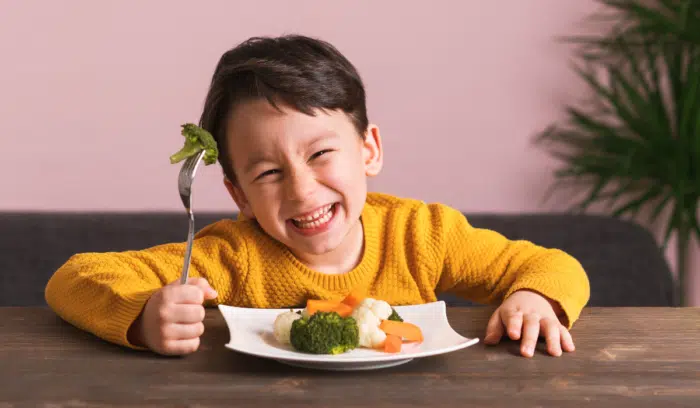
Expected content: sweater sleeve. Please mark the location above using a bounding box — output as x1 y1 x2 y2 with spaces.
44 221 248 348
430 204 590 327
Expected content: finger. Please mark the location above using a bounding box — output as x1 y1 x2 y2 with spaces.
541 318 562 357
161 337 201 355
504 309 523 340
172 304 206 324
187 277 218 299
484 310 504 345
162 284 205 305
155 302 205 325
520 313 541 357
560 325 575 352
163 322 205 340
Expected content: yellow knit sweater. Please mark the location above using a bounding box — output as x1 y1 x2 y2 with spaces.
45 192 590 348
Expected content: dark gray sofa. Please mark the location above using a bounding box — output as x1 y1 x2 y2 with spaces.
0 211 674 307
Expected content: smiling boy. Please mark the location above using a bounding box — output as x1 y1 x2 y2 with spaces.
45 35 590 358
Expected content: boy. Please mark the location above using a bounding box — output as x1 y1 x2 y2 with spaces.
45 35 590 359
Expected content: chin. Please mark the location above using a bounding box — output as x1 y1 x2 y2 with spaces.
291 238 342 256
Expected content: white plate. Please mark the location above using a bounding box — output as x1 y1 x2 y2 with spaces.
218 300 479 371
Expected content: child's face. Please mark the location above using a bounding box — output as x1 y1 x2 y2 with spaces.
223 99 382 264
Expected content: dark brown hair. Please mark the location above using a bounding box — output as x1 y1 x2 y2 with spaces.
199 34 369 182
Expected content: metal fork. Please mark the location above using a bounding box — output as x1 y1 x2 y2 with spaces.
178 149 206 284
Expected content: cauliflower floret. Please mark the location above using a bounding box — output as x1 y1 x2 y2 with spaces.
352 305 381 327
273 310 302 345
356 298 376 310
358 322 387 348
370 300 392 320
354 298 392 320
351 297 393 348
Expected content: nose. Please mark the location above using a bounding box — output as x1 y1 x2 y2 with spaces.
285 167 316 201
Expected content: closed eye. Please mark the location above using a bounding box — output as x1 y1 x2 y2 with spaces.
256 169 280 180
309 149 333 161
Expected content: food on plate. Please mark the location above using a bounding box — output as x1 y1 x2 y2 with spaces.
272 310 302 345
340 288 365 308
169 123 219 165
383 334 402 353
273 290 423 355
352 298 391 349
289 311 360 355
379 319 423 342
306 299 353 317
387 308 403 322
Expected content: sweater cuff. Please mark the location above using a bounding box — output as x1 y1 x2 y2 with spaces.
104 289 158 349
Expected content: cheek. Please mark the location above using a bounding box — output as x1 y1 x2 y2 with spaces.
320 158 365 193
319 163 354 189
320 169 347 188
246 186 281 215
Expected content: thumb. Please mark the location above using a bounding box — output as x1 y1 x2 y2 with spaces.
186 277 218 300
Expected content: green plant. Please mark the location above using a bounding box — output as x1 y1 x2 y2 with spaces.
535 0 700 306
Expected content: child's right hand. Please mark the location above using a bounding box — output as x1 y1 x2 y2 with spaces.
128 277 218 355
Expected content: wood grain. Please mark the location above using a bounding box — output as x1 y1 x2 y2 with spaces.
2 307 699 407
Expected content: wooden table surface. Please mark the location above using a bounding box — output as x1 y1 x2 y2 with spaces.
2 306 700 407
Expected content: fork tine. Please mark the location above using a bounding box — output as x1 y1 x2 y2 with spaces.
186 152 204 177
178 151 204 190
189 150 205 178
180 156 194 181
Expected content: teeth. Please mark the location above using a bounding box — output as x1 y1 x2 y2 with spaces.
293 205 334 229
292 204 332 223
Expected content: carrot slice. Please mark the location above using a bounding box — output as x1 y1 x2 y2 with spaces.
306 299 339 314
331 303 354 317
379 320 423 342
383 334 402 353
306 299 353 317
341 288 366 309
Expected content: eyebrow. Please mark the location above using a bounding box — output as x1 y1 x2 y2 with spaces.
243 153 270 176
306 131 339 148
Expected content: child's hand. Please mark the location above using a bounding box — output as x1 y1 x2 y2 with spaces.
483 289 574 358
128 277 218 356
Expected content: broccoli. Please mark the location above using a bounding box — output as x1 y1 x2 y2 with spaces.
387 308 403 322
289 311 359 354
169 123 219 165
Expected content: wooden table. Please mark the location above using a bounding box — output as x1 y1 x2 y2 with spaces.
2 307 699 407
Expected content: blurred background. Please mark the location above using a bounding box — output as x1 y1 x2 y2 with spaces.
1 0 697 304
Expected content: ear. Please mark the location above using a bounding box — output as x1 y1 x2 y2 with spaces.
223 177 255 219
362 124 383 177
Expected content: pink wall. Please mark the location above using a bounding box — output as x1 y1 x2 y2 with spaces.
2 1 697 304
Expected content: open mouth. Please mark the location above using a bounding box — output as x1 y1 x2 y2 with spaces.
290 203 337 231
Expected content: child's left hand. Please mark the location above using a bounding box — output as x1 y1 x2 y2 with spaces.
483 289 575 357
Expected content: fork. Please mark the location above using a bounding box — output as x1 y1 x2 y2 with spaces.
177 149 206 285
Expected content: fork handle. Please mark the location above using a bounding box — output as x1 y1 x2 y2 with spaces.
180 211 195 285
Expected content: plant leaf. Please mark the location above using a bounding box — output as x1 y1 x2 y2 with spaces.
612 185 663 218
649 191 673 224
608 64 667 144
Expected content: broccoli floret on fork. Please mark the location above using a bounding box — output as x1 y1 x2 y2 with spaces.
169 123 219 165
